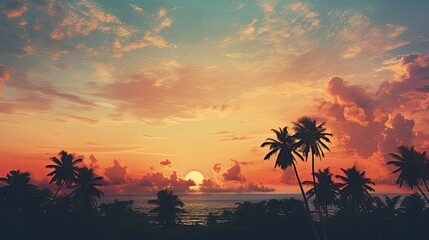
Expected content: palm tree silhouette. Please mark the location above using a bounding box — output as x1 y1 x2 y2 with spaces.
293 116 332 239
387 146 429 203
71 167 104 210
0 170 36 211
335 166 375 213
400 193 427 217
303 168 340 217
373 195 402 221
148 189 185 227
261 127 321 240
46 150 82 197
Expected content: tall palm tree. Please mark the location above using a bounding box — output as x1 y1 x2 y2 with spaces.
0 170 36 210
261 127 321 240
148 189 185 227
303 168 340 217
71 167 104 210
293 117 332 239
387 146 429 203
46 150 82 197
335 166 375 213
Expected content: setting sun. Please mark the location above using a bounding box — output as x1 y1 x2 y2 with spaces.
185 171 205 190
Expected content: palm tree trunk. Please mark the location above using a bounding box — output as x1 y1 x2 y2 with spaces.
312 154 328 240
416 184 429 204
292 161 321 240
54 181 65 198
423 181 429 194
325 205 329 218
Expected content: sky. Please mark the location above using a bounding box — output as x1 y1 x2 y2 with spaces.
0 0 429 194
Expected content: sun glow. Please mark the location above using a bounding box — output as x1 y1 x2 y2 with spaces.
185 171 205 190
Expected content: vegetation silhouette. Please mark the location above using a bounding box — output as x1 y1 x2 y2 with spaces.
387 145 429 203
335 166 375 214
303 168 340 217
260 126 321 240
0 130 427 239
46 150 82 197
293 117 333 240
148 189 185 227
71 167 104 211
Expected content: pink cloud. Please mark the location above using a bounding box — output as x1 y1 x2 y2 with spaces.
3 2 27 18
0 65 14 92
222 161 246 181
104 159 128 184
317 53 429 185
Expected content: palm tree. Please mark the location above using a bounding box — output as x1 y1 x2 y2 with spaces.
387 146 429 203
373 195 402 221
335 166 375 213
0 170 36 210
303 168 340 217
46 150 82 197
71 167 104 210
261 127 321 240
400 193 427 217
293 117 332 239
148 189 185 227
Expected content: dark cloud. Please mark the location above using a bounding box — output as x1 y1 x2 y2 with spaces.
212 163 221 173
160 159 171 166
218 136 250 142
104 159 127 184
222 162 246 181
3 2 27 18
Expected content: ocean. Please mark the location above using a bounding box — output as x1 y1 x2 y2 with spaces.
100 193 302 225
100 193 403 225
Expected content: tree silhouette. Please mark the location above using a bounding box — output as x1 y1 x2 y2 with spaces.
335 166 375 213
387 146 429 203
373 195 402 221
260 127 321 240
148 189 185 227
71 167 104 210
400 193 427 218
304 168 340 217
0 170 36 212
293 116 332 239
46 150 82 197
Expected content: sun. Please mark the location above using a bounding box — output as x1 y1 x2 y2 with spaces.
185 171 205 190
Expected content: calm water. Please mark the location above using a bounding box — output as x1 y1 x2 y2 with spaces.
100 193 400 225
101 193 301 225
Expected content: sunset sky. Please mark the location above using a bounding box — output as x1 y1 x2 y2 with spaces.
1 0 428 194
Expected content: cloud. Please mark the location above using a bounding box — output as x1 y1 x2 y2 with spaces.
104 159 128 184
160 159 172 166
317 53 429 180
49 0 131 40
213 163 221 173
0 65 14 92
144 31 176 48
219 136 250 142
129 4 144 14
7 73 96 107
3 2 27 18
158 8 167 18
240 18 258 41
155 17 173 32
329 11 408 58
222 161 246 181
